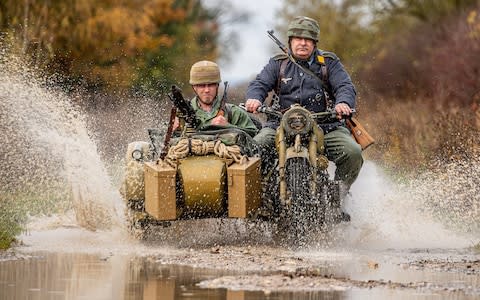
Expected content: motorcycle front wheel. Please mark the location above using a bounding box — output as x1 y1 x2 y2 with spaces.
273 157 321 248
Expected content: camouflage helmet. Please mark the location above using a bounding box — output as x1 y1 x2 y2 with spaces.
189 60 221 85
287 16 320 42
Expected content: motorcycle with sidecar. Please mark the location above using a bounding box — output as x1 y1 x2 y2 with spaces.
121 89 349 248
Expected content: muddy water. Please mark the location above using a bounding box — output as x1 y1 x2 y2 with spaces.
0 252 239 300
2 237 479 299
1 53 480 299
0 252 343 300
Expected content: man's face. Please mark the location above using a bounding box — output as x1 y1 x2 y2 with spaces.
290 37 315 60
192 83 218 106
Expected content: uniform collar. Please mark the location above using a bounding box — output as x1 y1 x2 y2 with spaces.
191 96 221 116
296 49 317 66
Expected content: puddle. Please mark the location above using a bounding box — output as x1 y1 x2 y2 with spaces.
1 250 478 300
0 252 338 300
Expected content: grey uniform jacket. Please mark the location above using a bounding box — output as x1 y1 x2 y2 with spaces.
246 49 356 132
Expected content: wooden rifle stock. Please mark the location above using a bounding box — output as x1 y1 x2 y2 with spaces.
216 81 229 118
346 117 375 150
159 107 177 160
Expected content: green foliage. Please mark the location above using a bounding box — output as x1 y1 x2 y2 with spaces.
133 1 219 95
0 183 72 249
0 198 25 249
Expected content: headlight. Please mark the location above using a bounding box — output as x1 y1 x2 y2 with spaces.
131 142 145 161
287 113 307 131
132 149 143 160
282 106 313 135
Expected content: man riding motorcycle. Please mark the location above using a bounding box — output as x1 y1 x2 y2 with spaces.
244 16 364 221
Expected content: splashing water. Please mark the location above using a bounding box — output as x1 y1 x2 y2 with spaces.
342 160 479 250
1 52 478 252
0 55 124 231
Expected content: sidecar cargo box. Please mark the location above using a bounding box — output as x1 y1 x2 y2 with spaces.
144 161 177 220
227 157 261 218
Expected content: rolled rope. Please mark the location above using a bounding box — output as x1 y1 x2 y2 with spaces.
165 138 247 164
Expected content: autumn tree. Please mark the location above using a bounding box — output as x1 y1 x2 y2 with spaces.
275 0 373 72
0 0 220 93
370 0 479 22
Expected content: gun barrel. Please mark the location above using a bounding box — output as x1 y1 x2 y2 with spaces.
267 30 288 54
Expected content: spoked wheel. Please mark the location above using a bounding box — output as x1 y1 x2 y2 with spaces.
273 157 321 249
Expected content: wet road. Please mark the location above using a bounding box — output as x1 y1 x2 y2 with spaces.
1 225 479 300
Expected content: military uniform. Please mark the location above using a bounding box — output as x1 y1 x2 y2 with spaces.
246 49 363 186
190 96 258 138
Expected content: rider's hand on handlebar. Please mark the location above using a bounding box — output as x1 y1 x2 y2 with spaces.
335 103 353 119
245 99 262 113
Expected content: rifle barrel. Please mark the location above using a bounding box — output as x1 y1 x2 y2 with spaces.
267 30 288 54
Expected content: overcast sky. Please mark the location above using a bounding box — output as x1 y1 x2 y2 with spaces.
203 0 283 83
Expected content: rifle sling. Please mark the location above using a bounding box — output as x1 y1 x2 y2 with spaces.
288 55 333 97
276 54 335 111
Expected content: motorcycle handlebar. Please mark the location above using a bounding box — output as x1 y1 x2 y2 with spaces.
239 103 355 122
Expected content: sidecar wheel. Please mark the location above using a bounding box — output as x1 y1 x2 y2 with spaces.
125 199 151 240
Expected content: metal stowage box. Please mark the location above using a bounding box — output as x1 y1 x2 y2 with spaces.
227 157 262 218
144 161 177 220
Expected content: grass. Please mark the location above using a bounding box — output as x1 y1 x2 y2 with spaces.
0 199 25 249
0 183 72 249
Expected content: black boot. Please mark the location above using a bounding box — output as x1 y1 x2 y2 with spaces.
340 211 351 222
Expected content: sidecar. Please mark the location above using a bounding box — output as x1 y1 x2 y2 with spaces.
121 127 263 238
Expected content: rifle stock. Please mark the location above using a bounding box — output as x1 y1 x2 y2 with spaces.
346 117 375 150
159 107 177 160
217 81 229 117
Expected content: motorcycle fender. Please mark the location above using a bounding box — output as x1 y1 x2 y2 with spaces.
285 146 309 160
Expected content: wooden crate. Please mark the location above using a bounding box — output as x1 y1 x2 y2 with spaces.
144 161 177 220
227 157 261 218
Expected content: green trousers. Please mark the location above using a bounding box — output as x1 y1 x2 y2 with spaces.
254 126 363 187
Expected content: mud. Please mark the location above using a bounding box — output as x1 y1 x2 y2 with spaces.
155 245 480 295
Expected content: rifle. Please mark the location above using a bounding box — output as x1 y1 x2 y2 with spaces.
216 81 229 118
267 30 290 55
346 117 375 150
159 107 177 160
268 30 333 91
167 85 199 128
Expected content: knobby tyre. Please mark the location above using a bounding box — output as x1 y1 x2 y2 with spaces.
275 157 315 248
